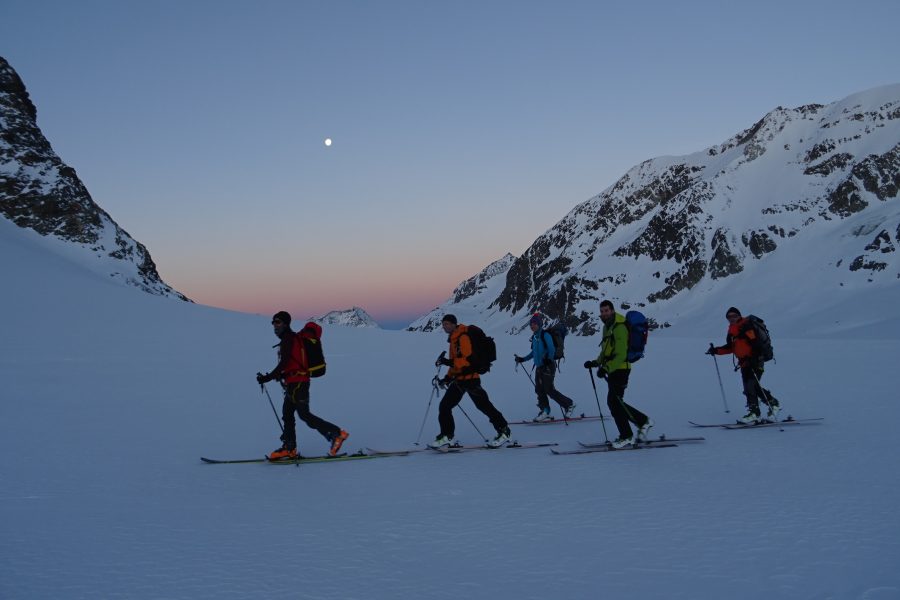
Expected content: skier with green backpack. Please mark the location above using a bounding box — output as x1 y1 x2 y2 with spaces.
514 313 576 421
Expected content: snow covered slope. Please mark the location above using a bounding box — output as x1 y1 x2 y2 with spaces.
2 193 899 600
415 85 900 337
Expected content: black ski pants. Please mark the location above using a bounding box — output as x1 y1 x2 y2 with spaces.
740 364 775 414
605 369 650 439
534 363 574 412
438 379 507 439
280 381 340 450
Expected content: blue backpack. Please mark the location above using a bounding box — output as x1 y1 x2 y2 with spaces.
624 311 649 363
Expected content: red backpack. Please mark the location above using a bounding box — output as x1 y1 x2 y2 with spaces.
293 322 327 378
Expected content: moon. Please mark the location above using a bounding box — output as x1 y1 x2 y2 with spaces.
324 138 332 147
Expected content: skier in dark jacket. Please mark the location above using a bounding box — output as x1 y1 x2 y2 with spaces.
706 306 781 424
256 311 348 459
515 313 576 421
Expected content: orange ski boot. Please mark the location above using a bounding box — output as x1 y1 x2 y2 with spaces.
328 430 349 457
269 446 298 460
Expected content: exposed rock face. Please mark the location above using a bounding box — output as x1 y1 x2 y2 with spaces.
0 56 188 300
412 85 900 334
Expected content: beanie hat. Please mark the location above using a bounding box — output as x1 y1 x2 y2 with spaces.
725 307 742 318
529 313 543 327
272 310 292 325
441 314 458 325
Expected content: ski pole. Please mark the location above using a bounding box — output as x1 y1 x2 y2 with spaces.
259 380 284 434
587 368 610 443
414 377 440 445
709 344 730 413
455 399 488 442
416 354 447 445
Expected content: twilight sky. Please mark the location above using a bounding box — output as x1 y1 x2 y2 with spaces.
3 0 899 328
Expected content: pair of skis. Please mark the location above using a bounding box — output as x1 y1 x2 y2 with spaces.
550 435 706 455
507 414 606 426
200 452 383 465
365 441 558 456
688 416 824 429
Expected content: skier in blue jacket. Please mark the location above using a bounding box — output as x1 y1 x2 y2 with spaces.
515 313 576 421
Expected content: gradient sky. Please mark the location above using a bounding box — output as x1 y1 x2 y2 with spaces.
3 0 899 327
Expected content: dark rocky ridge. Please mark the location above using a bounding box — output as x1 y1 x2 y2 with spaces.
0 56 188 300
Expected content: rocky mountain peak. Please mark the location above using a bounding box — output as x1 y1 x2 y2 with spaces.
314 306 380 328
0 56 188 300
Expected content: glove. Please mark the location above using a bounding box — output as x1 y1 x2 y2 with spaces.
705 344 716 356
597 367 608 379
435 351 451 367
583 360 598 369
514 355 525 364
438 376 454 389
256 372 271 385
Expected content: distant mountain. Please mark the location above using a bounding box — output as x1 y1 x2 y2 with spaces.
410 85 900 336
0 56 187 300
408 253 515 332
314 306 380 329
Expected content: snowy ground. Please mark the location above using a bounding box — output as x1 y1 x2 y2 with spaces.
2 222 899 599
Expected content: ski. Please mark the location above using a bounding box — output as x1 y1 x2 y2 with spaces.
449 441 558 451
200 452 388 465
689 416 824 429
200 457 266 464
508 414 606 426
578 435 705 448
722 417 824 430
365 448 417 457
552 443 677 455
266 452 386 464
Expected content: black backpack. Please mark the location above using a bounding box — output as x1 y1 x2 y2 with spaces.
741 315 774 362
542 322 567 361
465 325 497 374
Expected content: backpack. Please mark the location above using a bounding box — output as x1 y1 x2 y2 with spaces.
624 310 649 363
297 322 327 377
542 322 567 361
741 315 774 362
465 325 496 374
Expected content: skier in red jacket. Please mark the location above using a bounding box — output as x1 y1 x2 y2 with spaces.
707 307 781 424
257 311 348 459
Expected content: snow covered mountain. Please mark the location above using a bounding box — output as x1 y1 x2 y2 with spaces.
313 306 380 328
408 252 515 331
414 85 900 337
0 56 187 300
